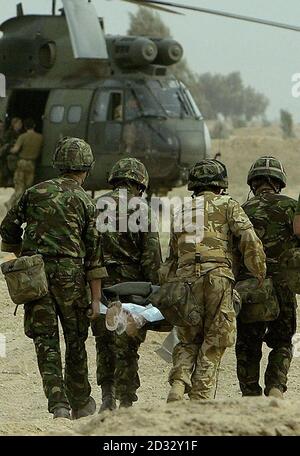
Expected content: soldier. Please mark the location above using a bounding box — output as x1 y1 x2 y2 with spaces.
6 118 43 210
0 137 107 419
92 158 162 411
293 194 300 236
164 159 266 402
0 117 23 187
235 156 300 399
3 116 23 143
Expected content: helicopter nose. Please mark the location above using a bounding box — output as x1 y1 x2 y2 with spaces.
174 120 212 166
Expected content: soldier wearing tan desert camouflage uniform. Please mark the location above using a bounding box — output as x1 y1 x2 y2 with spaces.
163 159 266 402
6 118 43 210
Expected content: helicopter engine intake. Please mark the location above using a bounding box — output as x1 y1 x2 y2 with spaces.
107 36 183 69
108 37 158 68
152 39 183 66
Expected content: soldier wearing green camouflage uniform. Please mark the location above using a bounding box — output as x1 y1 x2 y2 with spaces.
294 194 300 236
235 156 299 399
164 160 266 402
92 158 162 411
0 137 107 419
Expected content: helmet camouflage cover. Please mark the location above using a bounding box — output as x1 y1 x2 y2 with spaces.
53 137 95 172
247 156 287 189
108 157 149 189
188 159 228 191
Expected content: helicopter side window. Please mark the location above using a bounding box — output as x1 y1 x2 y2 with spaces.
93 91 123 122
109 92 123 122
50 105 65 123
93 91 109 122
146 80 195 119
68 106 82 124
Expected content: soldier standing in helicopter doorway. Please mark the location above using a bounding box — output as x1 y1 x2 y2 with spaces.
6 118 43 210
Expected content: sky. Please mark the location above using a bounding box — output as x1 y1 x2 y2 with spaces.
1 0 300 121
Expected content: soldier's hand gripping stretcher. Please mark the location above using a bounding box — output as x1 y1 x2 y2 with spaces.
87 277 104 321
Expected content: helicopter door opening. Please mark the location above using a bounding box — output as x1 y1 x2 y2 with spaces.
6 90 50 133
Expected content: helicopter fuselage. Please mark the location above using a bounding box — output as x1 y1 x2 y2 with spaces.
0 14 211 193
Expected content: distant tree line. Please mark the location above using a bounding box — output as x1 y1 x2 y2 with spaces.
128 8 269 121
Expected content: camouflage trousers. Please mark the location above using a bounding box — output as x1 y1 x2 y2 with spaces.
7 159 35 209
92 316 147 403
169 273 236 400
236 284 297 396
24 259 91 413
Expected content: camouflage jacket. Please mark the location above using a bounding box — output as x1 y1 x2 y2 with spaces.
162 191 266 282
96 186 162 286
0 177 107 281
1 128 19 144
238 189 300 279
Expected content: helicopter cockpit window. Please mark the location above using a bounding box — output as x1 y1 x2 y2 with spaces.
179 82 203 120
68 106 82 124
50 105 65 123
144 80 199 119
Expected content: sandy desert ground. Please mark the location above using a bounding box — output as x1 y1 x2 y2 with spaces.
0 126 300 436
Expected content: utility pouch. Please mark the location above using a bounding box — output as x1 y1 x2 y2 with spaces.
1 254 49 305
149 279 201 327
280 248 300 294
235 277 279 323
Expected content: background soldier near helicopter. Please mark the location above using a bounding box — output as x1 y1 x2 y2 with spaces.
235 156 300 399
6 118 43 210
0 117 23 187
92 157 162 411
0 137 107 419
164 159 266 402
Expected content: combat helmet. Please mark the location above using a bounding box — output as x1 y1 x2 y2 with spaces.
108 158 149 190
53 137 95 172
247 156 286 189
188 159 228 191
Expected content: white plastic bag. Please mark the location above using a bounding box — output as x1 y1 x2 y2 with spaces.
155 329 179 363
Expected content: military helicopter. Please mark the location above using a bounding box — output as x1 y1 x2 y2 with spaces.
0 1 299 194
0 0 211 195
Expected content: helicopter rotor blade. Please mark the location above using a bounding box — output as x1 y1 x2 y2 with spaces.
124 0 300 33
120 0 183 15
62 0 108 59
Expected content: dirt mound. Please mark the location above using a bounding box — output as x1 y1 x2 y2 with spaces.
53 398 300 437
